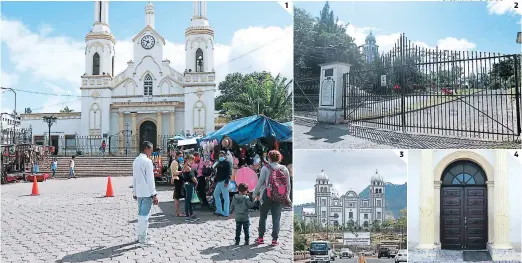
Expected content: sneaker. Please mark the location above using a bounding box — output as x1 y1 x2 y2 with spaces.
190 218 199 223
255 237 264 244
271 240 278 246
185 218 192 223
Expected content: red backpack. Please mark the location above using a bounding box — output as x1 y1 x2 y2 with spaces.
265 164 289 203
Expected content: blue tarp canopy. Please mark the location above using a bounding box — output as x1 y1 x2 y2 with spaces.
282 122 292 129
201 115 292 145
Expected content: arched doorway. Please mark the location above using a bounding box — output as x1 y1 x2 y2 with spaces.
440 160 487 250
139 121 157 152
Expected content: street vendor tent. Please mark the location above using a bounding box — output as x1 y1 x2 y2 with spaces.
282 122 292 129
178 138 198 146
202 115 292 145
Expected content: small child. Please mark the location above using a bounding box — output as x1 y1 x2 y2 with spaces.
230 183 258 245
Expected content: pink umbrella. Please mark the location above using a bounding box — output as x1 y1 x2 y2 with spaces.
234 167 258 191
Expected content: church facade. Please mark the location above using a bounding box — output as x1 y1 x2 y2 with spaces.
311 170 386 229
360 31 379 62
20 1 216 151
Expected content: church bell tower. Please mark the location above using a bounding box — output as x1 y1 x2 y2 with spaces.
80 1 115 136
183 1 216 136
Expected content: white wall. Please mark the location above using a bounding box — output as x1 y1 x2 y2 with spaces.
21 117 81 137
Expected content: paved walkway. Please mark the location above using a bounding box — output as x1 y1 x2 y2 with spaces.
1 177 293 263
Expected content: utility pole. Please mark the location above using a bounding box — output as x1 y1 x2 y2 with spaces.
1 87 16 114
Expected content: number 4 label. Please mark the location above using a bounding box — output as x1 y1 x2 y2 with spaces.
515 151 519 157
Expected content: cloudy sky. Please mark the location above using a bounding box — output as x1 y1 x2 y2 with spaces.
0 1 292 114
296 1 520 54
294 150 407 205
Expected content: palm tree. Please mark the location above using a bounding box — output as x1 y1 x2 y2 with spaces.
60 106 74 113
222 74 292 122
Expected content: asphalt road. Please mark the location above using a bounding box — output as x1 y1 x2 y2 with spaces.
1 177 293 263
365 258 396 263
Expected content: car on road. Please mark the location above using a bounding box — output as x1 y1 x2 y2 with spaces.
395 249 407 263
309 241 336 263
378 247 392 259
339 248 353 259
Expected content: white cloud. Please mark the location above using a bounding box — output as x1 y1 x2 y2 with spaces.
0 17 292 112
437 37 476 51
487 1 522 16
293 188 316 205
0 70 19 87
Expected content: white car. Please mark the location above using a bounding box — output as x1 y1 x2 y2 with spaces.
395 249 407 263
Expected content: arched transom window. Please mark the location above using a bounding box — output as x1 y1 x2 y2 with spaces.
144 74 153 96
441 160 487 186
93 53 100 75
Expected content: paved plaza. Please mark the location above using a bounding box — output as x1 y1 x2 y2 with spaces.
1 177 293 263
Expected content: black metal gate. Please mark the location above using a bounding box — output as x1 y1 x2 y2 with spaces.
344 34 521 141
294 77 320 119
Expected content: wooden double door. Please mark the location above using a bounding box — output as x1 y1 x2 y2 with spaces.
441 186 487 250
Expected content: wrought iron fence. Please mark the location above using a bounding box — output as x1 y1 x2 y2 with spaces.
344 34 521 141
1 127 33 145
294 77 320 112
51 134 178 156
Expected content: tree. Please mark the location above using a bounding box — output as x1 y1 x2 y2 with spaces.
60 106 74 113
220 73 292 122
294 2 364 79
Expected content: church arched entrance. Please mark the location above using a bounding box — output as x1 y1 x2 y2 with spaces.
440 160 487 250
139 121 157 152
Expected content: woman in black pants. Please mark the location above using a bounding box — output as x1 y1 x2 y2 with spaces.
193 153 209 207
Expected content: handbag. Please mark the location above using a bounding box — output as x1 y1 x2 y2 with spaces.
191 187 200 204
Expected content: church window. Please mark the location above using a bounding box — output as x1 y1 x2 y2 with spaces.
349 212 353 219
144 74 153 96
93 53 100 75
377 200 381 207
321 199 326 206
364 214 368 219
363 221 368 228
196 48 204 72
321 211 326 218
377 212 381 219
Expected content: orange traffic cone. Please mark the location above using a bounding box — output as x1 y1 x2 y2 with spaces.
31 176 40 196
105 176 114 197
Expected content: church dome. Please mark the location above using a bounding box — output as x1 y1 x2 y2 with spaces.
365 31 376 43
317 170 328 181
371 170 383 182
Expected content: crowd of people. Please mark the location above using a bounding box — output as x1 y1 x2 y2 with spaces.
132 140 292 247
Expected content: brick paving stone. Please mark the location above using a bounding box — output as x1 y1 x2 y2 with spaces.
1 177 293 263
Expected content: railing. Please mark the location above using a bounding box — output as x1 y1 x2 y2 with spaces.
294 251 310 260
50 134 180 157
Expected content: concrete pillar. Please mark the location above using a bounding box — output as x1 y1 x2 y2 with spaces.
434 180 441 246
492 151 512 249
156 111 162 147
487 181 494 245
170 111 175 135
317 61 350 124
119 112 124 154
131 112 137 149
417 150 436 249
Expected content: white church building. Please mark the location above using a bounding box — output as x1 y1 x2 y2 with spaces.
306 170 386 229
20 1 216 152
408 150 521 262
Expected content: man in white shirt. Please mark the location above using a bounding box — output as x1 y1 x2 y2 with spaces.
132 141 158 246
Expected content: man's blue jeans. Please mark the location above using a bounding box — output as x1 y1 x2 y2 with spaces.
213 181 229 216
137 197 153 242
68 168 75 178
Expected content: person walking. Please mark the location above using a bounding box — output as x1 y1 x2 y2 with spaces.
50 158 57 179
213 151 232 217
132 141 158 246
170 151 185 217
253 150 290 246
68 156 76 179
230 183 258 245
182 154 199 222
101 140 106 156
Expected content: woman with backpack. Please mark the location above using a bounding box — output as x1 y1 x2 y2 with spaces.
253 150 290 247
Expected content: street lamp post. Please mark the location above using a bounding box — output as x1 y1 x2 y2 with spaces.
1 87 17 114
42 116 57 147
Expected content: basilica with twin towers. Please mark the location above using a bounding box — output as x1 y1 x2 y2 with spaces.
312 169 386 229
